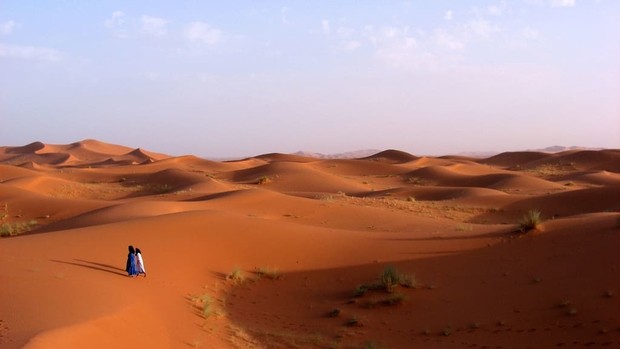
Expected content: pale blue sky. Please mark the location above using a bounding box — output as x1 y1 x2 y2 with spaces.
1 0 618 157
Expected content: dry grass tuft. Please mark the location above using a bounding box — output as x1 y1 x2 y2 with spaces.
519 209 542 232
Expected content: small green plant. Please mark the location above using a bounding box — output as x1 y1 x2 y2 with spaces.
519 209 542 232
380 265 401 292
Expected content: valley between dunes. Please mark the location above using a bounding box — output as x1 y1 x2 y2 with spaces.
1 140 619 349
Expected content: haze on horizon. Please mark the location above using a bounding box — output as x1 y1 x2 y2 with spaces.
1 0 618 158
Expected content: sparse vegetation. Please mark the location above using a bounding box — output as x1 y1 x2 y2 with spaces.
191 293 217 318
152 183 172 194
327 308 340 318
469 322 481 329
353 266 415 304
1 220 38 237
0 203 8 221
518 209 542 232
255 267 282 280
557 299 571 308
354 284 370 297
407 177 427 185
379 265 416 291
226 267 245 284
257 176 271 185
379 265 401 292
345 316 361 327
441 326 452 336
376 292 406 306
363 341 386 349
455 223 473 231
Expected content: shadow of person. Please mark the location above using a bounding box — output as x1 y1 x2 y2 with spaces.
50 259 127 277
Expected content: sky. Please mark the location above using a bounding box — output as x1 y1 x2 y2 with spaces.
1 0 619 157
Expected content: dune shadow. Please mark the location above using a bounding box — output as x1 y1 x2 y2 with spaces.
210 270 228 281
379 229 510 242
50 259 127 277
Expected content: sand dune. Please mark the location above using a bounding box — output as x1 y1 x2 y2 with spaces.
480 151 552 168
361 149 419 164
1 141 618 349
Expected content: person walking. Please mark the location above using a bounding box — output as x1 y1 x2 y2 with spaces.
126 245 138 277
135 248 146 277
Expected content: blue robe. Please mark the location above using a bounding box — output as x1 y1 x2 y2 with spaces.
126 252 137 276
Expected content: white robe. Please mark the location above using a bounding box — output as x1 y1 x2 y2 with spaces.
136 253 146 274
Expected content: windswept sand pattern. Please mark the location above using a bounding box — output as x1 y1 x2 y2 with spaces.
0 141 619 349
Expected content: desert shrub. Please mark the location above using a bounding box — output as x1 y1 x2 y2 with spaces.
519 209 542 232
226 267 245 284
399 272 417 288
0 224 13 237
257 176 271 185
379 265 416 291
379 265 401 291
353 285 370 297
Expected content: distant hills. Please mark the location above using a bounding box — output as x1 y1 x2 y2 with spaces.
294 146 607 160
292 149 381 159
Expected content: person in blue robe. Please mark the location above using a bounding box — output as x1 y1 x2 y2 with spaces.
126 245 138 277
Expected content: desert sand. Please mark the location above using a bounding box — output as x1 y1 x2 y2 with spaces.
0 140 618 349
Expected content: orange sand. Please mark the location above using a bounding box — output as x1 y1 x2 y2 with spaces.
0 140 618 348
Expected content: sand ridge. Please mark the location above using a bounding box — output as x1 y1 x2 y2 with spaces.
0 140 618 348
